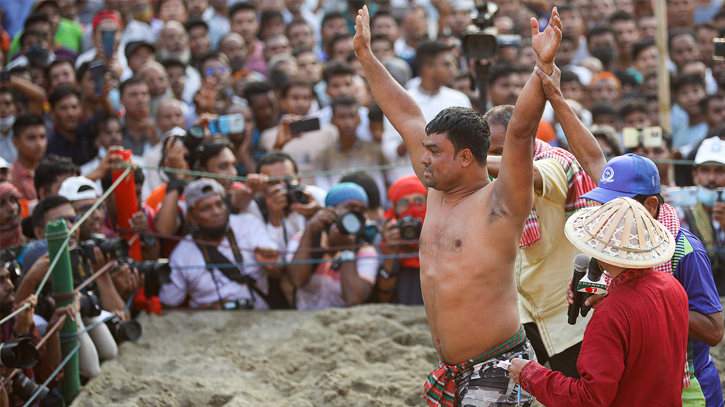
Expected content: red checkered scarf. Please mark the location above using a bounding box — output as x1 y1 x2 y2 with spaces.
0 182 22 249
520 140 597 248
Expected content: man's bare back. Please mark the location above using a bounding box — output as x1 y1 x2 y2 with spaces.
354 5 562 368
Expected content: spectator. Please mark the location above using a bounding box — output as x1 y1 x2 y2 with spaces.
157 21 191 66
668 0 697 28
589 72 621 106
33 154 79 201
620 99 651 129
315 62 373 143
125 40 156 76
139 61 173 119
609 12 639 71
224 103 256 176
0 88 19 164
288 182 379 309
586 26 618 71
75 61 118 121
0 182 24 247
320 11 349 62
590 101 620 130
638 130 677 187
556 33 593 86
327 33 354 63
45 58 76 91
669 30 699 73
119 76 156 156
701 93 725 133
259 9 285 41
590 124 624 159
314 96 388 199
159 178 280 309
672 73 708 153
10 114 47 202
80 115 142 183
286 19 317 53
281 0 320 43
631 39 658 83
263 34 293 64
218 33 251 75
243 81 280 157
157 0 189 24
46 86 98 166
184 18 211 69
340 171 383 224
398 6 427 61
75 10 126 80
229 2 265 76
488 63 523 107
161 58 188 103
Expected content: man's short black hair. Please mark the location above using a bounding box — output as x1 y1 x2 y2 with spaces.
76 61 91 84
560 32 577 46
32 195 71 229
242 81 274 101
590 102 619 118
321 11 345 27
256 151 299 173
368 103 384 122
322 61 355 83
370 10 400 27
20 29 46 48
34 155 79 198
195 139 233 170
672 73 706 93
331 95 358 115
48 85 79 108
586 26 616 44
632 39 656 60
371 34 394 48
229 1 256 20
341 172 381 210
483 105 514 130
45 57 73 80
23 12 51 30
260 9 283 27
609 11 636 25
286 19 311 38
560 70 581 85
161 58 186 71
292 47 314 58
619 99 648 118
119 76 146 96
699 93 725 114
328 32 354 54
183 17 209 34
12 114 44 139
426 106 490 165
415 41 453 73
632 193 664 216
556 3 581 16
490 63 518 85
280 79 314 98
668 29 696 50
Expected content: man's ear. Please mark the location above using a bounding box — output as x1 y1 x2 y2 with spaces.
644 196 659 218
33 226 44 240
459 148 473 168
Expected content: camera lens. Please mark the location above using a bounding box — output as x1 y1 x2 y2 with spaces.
338 212 363 235
98 238 129 259
105 316 142 344
12 373 49 402
79 294 102 318
137 259 172 297
0 338 38 369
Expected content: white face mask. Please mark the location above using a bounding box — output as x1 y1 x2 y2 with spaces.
697 185 721 208
0 115 15 133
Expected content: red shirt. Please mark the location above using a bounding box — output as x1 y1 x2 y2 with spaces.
10 161 36 201
521 268 689 407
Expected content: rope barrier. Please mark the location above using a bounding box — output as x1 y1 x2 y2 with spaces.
170 252 419 270
21 342 81 407
0 167 132 327
72 262 116 295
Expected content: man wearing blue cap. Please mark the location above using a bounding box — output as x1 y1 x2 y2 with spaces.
535 65 724 407
287 182 380 309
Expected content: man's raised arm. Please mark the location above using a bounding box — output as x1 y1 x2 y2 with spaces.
353 6 428 183
494 9 562 218
535 66 607 184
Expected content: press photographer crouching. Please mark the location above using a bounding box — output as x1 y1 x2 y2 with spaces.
0 261 77 406
377 175 426 305
159 179 281 310
287 183 380 309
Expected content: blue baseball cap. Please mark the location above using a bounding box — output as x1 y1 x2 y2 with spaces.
580 154 661 204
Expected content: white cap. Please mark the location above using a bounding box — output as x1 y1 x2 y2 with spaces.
0 157 10 169
695 137 725 165
58 176 101 201
450 0 475 11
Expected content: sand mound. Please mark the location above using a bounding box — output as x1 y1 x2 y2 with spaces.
70 305 437 407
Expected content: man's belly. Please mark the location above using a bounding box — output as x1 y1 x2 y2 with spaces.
421 262 522 366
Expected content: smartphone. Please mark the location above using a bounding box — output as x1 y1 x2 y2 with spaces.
663 187 699 207
101 30 116 59
714 38 725 61
289 117 320 136
208 114 245 135
622 126 663 148
89 61 106 96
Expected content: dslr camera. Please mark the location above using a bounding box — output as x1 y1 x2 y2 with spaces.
12 372 48 402
394 216 422 241
286 181 309 205
104 315 142 344
0 338 38 369
332 211 366 235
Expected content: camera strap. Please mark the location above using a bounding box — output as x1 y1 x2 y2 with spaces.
195 230 271 307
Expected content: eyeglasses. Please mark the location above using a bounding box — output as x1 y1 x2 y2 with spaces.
204 66 228 77
51 215 82 225
77 203 106 215
394 196 426 213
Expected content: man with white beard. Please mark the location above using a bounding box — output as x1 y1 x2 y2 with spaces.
157 21 200 102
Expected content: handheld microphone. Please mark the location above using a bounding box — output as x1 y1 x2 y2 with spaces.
576 257 608 318
567 254 590 325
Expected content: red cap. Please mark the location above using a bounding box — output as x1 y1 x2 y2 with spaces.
92 9 122 33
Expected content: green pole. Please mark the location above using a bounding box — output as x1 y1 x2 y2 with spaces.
45 219 81 404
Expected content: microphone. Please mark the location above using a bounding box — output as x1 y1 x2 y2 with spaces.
576 257 608 318
567 254 590 325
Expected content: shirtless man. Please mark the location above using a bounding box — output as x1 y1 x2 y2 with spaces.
354 6 562 407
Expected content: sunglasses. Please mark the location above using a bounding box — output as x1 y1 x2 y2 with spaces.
204 66 228 77
51 215 82 225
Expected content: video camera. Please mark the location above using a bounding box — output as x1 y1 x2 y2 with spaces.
461 0 499 60
76 234 172 297
104 315 142 344
394 216 422 241
567 254 608 325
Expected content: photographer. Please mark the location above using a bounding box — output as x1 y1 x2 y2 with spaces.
287 183 379 309
159 179 280 310
377 175 426 305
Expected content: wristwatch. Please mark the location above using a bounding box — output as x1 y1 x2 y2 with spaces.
340 250 356 262
378 260 400 279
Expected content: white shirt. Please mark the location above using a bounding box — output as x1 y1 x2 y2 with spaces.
243 185 327 251
160 213 278 309
382 85 472 181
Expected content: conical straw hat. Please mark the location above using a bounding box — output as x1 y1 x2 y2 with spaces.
565 197 675 268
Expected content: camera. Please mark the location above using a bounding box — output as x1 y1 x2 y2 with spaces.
461 1 499 60
0 338 38 369
79 294 102 318
333 211 366 235
79 235 130 261
286 181 309 205
1 245 25 286
222 298 254 310
395 216 422 241
104 316 142 344
134 259 172 298
12 372 48 402
622 126 663 149
713 38 725 60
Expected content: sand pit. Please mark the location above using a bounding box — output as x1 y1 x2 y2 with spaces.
70 305 438 407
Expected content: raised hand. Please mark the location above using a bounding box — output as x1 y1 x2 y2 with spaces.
531 7 563 73
353 5 373 59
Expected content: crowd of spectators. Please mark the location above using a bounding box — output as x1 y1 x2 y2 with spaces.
0 0 723 405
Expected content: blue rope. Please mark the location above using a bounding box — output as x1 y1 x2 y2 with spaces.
170 252 419 269
21 342 81 407
59 315 117 342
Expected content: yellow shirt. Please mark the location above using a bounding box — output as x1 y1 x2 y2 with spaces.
516 158 591 356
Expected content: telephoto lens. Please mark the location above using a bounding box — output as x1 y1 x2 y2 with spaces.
0 338 38 369
79 294 102 318
396 215 422 240
335 211 366 235
105 316 142 344
12 372 49 402
135 259 172 298
97 238 130 259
